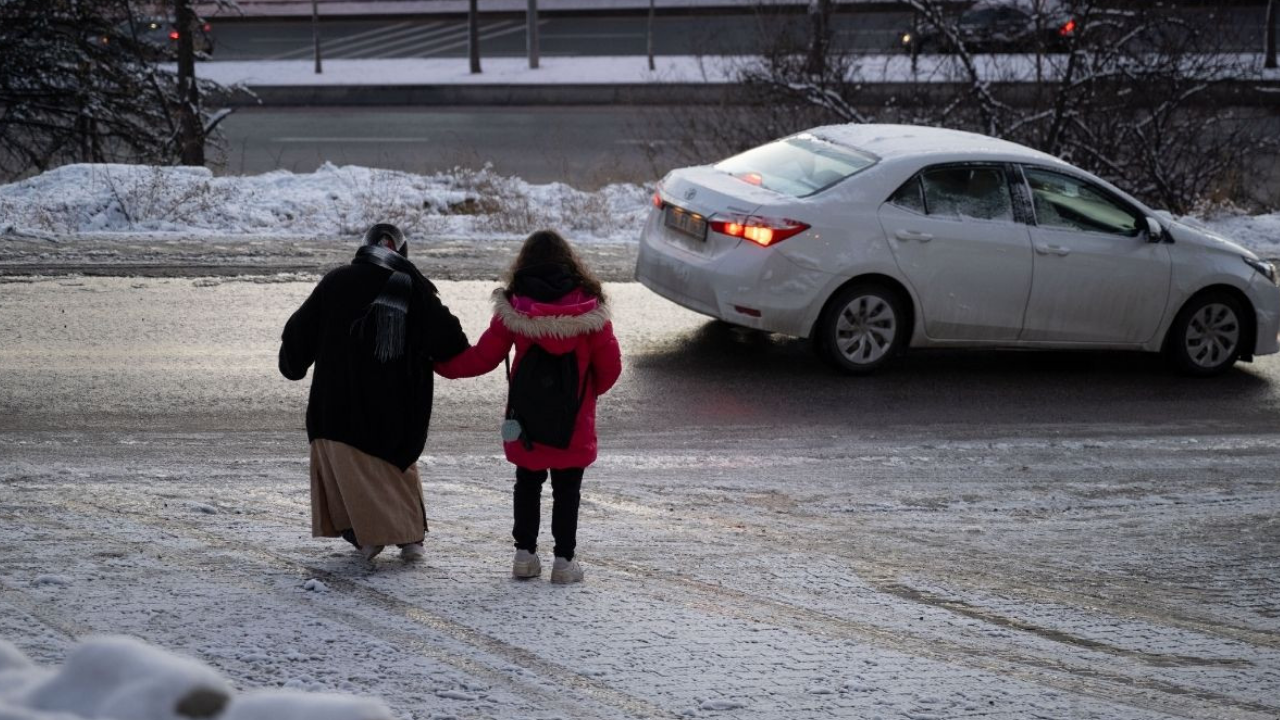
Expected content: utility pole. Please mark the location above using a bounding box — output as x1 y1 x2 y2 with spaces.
174 0 204 166
1267 0 1277 69
469 0 481 74
312 0 322 74
647 0 656 71
527 0 539 69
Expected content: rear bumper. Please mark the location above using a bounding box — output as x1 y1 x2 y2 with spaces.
635 210 830 338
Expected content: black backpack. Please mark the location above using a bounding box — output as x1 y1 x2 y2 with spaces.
504 345 591 450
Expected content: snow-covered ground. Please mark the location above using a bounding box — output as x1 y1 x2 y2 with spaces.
2 276 1279 719
1 164 1276 258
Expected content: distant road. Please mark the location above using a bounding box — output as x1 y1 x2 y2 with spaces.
218 105 668 185
209 12 928 60
206 8 1265 60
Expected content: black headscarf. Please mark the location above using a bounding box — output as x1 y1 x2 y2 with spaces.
349 226 435 362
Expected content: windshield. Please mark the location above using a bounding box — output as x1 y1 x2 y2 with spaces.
714 134 878 198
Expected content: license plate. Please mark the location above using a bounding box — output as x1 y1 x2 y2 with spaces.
664 205 707 241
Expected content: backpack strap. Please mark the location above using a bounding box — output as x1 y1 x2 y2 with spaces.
578 365 594 405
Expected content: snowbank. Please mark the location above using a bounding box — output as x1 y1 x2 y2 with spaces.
0 637 391 720
195 56 729 87
0 163 651 244
0 163 1275 255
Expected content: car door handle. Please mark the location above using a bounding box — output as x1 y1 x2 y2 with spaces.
895 230 933 242
1035 243 1070 257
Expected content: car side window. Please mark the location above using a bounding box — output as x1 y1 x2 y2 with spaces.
887 176 926 214
920 166 1013 221
1023 167 1141 236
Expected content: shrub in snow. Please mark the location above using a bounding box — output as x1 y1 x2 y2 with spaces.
0 637 391 720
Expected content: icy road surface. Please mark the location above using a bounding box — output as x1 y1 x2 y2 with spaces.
1 277 1279 720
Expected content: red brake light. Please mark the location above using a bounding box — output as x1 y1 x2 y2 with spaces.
203 23 212 32
169 30 180 40
1059 19 1076 36
708 216 810 247
737 171 763 186
652 191 663 208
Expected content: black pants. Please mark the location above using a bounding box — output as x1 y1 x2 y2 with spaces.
512 466 583 561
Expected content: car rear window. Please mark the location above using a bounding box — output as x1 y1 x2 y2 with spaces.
714 134 878 198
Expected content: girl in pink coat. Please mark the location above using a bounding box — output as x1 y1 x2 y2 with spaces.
436 230 622 584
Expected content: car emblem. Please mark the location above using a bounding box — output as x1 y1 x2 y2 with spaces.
684 188 697 201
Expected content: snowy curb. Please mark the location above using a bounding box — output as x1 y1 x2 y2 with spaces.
193 55 1280 89
0 636 392 720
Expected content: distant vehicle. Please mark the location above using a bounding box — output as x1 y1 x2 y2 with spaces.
901 0 1077 54
637 124 1280 376
100 15 215 58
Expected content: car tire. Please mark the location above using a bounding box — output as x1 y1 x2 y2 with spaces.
817 283 909 375
1165 292 1246 377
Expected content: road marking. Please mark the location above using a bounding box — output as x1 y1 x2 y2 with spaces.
266 20 414 59
270 137 433 143
362 20 518 59
416 20 547 58
310 21 446 58
324 20 465 59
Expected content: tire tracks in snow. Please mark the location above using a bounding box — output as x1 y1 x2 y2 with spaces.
56 480 1280 720
43 495 676 720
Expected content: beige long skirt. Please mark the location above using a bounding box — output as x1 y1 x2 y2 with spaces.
310 439 426 547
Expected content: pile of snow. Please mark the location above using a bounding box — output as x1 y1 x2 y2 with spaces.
0 636 391 720
0 163 1276 255
0 163 651 243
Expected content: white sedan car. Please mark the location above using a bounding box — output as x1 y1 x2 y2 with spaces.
636 124 1280 375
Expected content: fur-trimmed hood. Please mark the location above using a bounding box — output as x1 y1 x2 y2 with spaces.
491 288 610 350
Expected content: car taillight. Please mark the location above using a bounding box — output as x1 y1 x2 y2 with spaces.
652 190 663 209
203 23 212 32
1059 19 1076 36
709 216 810 247
735 171 763 186
169 30 180 40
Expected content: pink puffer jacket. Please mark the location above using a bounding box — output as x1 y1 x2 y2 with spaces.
435 288 622 470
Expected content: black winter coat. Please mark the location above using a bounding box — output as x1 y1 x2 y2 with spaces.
279 263 468 471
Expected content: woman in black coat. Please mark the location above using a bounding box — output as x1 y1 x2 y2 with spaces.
280 224 469 561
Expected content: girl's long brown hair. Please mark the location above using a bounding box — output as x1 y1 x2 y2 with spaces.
505 229 606 303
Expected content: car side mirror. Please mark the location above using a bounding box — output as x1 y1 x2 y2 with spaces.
1144 216 1164 243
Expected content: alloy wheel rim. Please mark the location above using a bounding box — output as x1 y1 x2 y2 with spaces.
835 294 897 364
1185 303 1239 368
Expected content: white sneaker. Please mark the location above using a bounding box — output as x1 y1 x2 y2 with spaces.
551 557 584 584
512 549 541 578
360 544 385 561
399 542 425 561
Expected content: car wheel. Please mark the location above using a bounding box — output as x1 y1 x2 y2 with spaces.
1166 292 1245 377
818 283 908 375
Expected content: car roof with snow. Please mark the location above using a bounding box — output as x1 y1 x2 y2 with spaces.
808 124 1071 169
